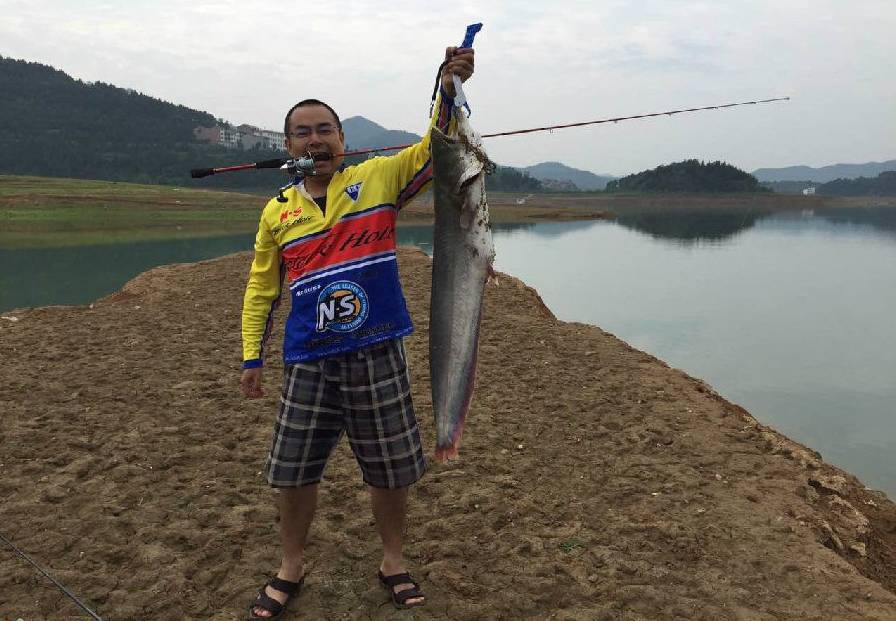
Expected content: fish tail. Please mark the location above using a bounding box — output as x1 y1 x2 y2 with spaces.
434 433 462 462
434 310 482 462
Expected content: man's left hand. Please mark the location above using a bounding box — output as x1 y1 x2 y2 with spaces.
440 47 475 97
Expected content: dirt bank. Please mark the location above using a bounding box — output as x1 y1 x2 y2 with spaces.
1 248 894 620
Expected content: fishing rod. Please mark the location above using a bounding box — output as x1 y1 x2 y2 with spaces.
189 96 789 180
0 531 104 621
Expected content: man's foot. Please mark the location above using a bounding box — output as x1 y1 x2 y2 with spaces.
378 568 426 609
248 570 304 619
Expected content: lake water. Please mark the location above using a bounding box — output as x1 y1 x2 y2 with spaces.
2 206 894 497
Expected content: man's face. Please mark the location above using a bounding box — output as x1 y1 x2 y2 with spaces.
285 105 345 177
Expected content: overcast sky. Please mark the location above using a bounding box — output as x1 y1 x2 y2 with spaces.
2 1 894 176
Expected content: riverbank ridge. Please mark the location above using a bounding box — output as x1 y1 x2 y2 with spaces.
1 248 894 619
4 174 896 248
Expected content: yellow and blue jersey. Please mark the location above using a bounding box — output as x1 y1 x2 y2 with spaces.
241 92 455 367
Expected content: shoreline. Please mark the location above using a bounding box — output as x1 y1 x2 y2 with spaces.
4 174 896 248
400 192 896 223
1 248 894 619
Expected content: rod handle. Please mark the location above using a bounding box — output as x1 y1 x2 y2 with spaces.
255 158 289 169
190 168 214 179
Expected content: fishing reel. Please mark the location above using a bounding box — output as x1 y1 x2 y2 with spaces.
275 152 332 202
282 153 319 177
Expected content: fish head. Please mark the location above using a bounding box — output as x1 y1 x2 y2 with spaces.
431 108 491 194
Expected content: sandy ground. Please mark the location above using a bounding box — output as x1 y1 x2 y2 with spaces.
1 248 895 620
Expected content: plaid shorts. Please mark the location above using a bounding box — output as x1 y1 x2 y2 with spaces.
265 338 427 489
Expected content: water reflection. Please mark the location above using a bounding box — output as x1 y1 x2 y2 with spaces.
567 206 896 244
396 222 535 252
4 208 894 312
613 209 765 243
796 206 896 237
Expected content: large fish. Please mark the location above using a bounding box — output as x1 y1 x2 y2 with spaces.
429 106 495 461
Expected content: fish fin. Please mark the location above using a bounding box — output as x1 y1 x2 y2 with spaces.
487 265 499 286
435 412 467 462
434 444 460 462
455 162 484 194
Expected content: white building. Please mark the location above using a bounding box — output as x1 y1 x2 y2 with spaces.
261 130 285 150
219 125 240 148
194 123 285 150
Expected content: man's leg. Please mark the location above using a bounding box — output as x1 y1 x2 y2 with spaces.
370 485 424 606
251 485 318 618
344 340 426 605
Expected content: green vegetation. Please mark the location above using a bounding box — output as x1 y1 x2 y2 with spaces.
0 175 265 247
818 171 896 196
1 57 551 194
605 159 767 193
558 539 585 553
0 57 285 192
485 166 543 192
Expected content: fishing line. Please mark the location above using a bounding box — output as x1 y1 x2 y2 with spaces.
189 97 790 178
480 97 791 138
0 531 104 621
336 97 790 158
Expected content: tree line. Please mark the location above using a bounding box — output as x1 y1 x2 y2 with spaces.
0 57 291 191
818 171 896 196
605 159 767 193
0 57 547 194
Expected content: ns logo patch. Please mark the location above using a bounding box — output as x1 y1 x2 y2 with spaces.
316 281 369 332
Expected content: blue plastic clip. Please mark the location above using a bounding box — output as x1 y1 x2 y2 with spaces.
460 23 482 49
454 23 482 115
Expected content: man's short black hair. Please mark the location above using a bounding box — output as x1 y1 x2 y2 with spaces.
284 99 342 135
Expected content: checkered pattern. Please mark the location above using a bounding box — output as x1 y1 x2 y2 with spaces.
265 338 427 489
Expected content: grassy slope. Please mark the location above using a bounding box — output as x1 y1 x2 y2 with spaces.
0 175 268 247
0 175 613 248
5 174 891 248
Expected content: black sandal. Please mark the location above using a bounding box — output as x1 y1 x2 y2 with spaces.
247 575 305 620
377 570 426 609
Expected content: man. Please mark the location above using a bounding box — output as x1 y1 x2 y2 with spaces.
240 46 474 619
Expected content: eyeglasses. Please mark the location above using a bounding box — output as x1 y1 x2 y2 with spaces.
288 123 338 139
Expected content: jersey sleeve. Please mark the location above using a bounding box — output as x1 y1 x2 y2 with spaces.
389 88 457 210
241 206 284 368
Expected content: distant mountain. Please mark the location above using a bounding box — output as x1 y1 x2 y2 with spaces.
519 161 615 191
341 118 616 191
752 160 896 183
342 116 421 150
341 116 541 192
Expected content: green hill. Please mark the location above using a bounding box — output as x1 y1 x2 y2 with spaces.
1 57 548 194
605 159 767 193
817 171 896 197
0 56 286 191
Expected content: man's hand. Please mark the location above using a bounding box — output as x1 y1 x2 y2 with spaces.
440 47 475 97
240 367 264 398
